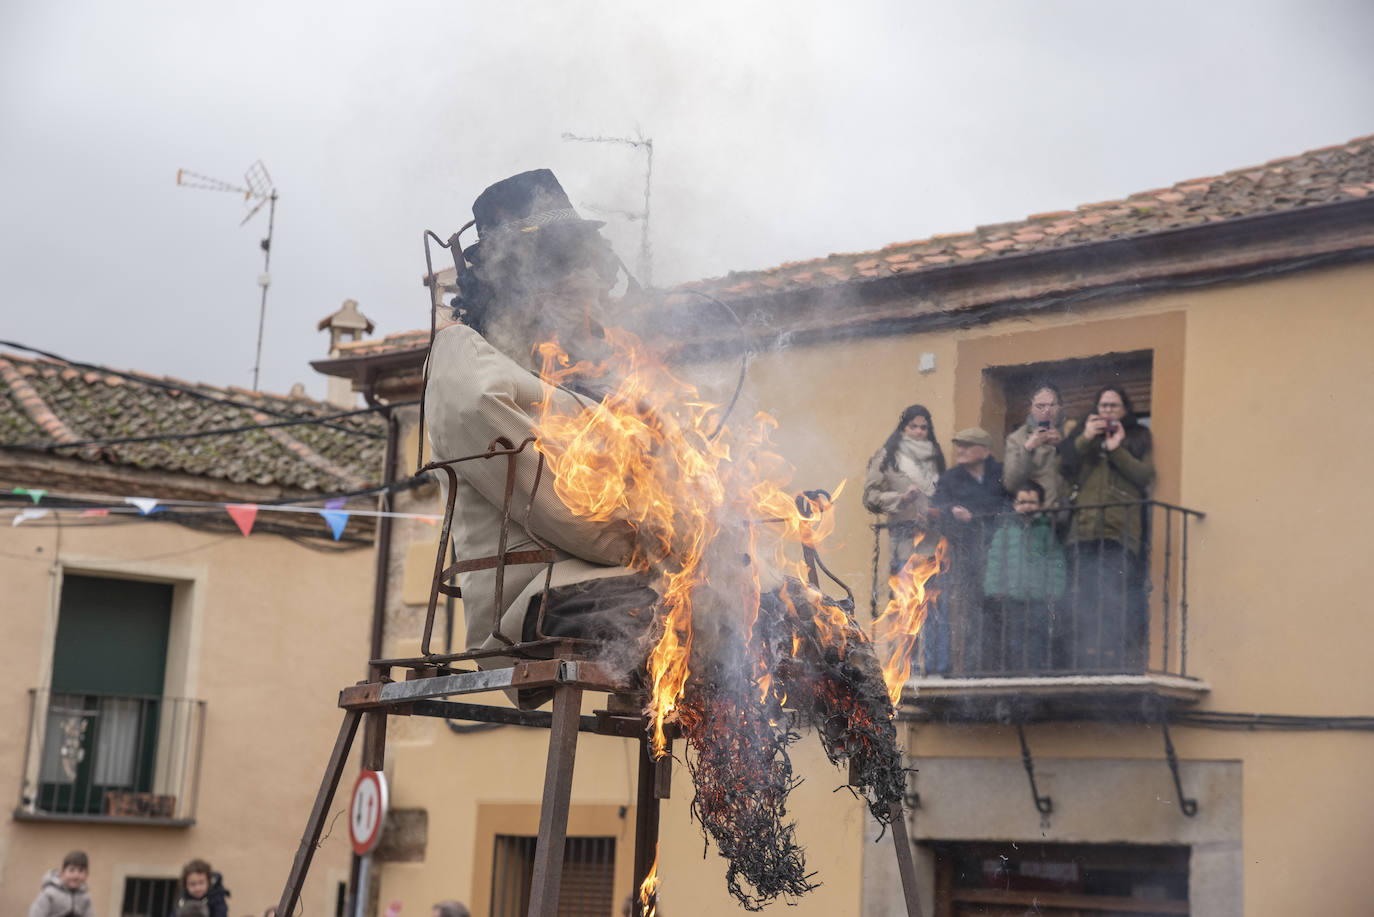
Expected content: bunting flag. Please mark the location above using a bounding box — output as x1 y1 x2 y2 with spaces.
226 504 258 537
13 508 50 526
3 487 440 534
319 509 350 541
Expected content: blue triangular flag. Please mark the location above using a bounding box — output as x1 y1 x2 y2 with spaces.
319 509 349 541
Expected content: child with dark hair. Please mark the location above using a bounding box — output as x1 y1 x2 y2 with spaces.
171 859 229 917
982 482 1066 672
29 850 94 917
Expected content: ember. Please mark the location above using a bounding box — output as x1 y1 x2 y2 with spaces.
533 326 940 907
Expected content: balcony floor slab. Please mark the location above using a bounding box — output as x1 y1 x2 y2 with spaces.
900 673 1210 724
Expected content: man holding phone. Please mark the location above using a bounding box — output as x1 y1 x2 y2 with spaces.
1003 382 1072 510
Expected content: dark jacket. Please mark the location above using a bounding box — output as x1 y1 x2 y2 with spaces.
172 874 229 917
29 869 94 917
933 458 1009 564
933 459 1009 524
1061 420 1155 554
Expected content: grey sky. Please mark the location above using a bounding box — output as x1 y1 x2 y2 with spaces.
2 1 1371 397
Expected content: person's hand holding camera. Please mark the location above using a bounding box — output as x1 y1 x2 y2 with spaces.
1083 414 1108 440
1026 424 1062 450
1103 421 1125 452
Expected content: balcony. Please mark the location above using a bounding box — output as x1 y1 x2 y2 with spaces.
881 500 1209 723
14 690 206 825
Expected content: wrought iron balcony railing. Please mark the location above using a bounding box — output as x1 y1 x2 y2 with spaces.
15 689 206 823
872 499 1204 680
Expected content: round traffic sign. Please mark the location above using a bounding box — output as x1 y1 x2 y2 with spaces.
349 770 389 856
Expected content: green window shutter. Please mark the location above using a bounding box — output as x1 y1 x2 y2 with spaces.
51 575 172 696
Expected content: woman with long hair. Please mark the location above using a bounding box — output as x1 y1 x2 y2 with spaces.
864 404 949 670
1060 384 1155 670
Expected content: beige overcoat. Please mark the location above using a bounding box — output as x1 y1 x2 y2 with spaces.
425 323 639 654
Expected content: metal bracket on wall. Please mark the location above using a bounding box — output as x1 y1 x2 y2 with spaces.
1158 709 1199 817
1015 724 1054 815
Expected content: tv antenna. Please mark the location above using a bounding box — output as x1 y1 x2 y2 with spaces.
176 160 278 391
561 131 654 286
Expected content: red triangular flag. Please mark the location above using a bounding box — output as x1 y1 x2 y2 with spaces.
226 503 258 536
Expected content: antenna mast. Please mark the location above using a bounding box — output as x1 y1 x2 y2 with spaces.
177 161 279 391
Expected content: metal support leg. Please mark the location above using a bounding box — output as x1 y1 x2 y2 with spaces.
887 801 925 917
527 682 584 917
1016 725 1054 815
1158 709 1198 816
632 737 668 916
277 709 363 917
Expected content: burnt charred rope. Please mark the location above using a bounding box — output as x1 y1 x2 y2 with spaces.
0 339 390 439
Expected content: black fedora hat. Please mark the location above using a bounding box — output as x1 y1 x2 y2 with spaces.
463 169 603 264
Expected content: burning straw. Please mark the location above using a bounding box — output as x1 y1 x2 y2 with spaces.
534 326 939 908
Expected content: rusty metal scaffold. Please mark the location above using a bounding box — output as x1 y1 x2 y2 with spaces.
274 438 923 917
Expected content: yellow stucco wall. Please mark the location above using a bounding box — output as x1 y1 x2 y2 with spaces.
1 513 371 917
376 261 1374 916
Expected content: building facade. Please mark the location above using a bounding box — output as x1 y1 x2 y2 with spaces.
316 135 1374 915
0 355 383 917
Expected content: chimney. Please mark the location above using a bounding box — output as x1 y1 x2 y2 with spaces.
317 299 375 409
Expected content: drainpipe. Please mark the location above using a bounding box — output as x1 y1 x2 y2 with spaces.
363 372 398 665
348 371 398 917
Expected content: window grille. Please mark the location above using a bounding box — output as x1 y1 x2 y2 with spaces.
121 876 178 917
490 834 617 917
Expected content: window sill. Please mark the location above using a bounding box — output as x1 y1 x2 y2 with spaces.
11 808 195 828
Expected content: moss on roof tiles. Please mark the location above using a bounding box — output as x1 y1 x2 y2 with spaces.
0 356 384 493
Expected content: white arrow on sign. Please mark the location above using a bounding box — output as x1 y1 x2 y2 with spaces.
349 770 389 856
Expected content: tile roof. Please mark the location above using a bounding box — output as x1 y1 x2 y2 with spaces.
678 134 1374 298
317 133 1374 361
0 353 385 493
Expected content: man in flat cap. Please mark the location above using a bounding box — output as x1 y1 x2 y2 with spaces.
931 427 1009 674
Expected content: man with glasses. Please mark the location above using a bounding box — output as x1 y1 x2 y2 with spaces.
1003 382 1072 511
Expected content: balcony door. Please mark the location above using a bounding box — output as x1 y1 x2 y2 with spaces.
39 574 171 815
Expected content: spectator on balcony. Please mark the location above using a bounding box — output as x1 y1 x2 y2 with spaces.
28 850 93 917
982 482 1066 672
1061 385 1155 670
863 404 946 578
932 427 1008 673
1003 382 1072 513
170 859 229 917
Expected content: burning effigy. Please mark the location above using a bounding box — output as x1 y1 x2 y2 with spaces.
426 170 941 909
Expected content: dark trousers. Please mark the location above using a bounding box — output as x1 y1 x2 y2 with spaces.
1059 541 1146 672
979 597 1053 673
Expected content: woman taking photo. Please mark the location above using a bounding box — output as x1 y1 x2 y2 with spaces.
864 405 948 670
1062 384 1155 671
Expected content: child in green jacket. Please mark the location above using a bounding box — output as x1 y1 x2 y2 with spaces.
981 483 1066 671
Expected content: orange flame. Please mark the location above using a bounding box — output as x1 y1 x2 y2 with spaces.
639 844 660 917
532 327 845 756
868 534 947 705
